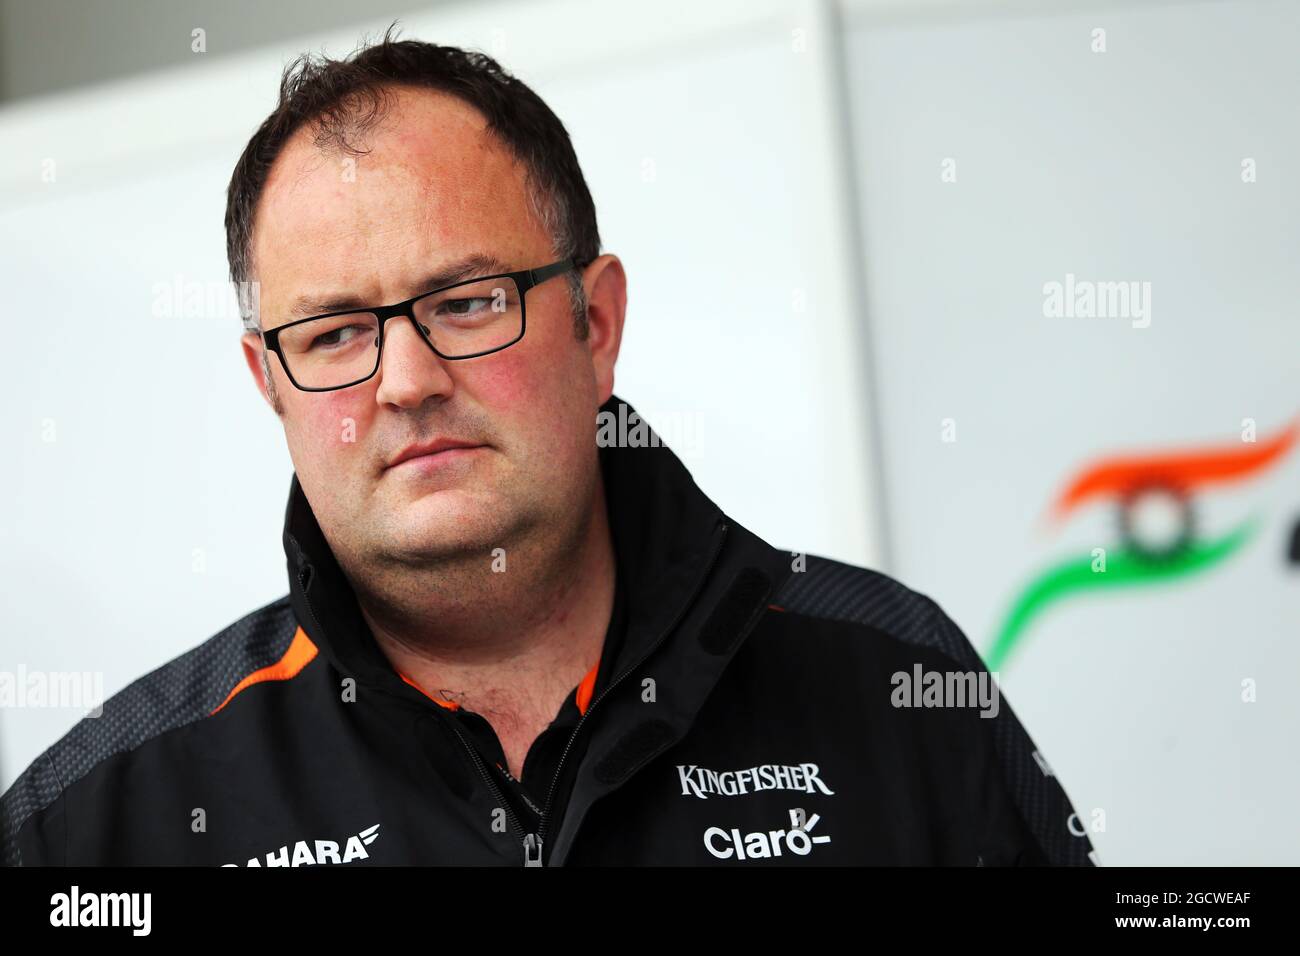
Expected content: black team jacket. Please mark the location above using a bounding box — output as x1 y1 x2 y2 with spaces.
1 395 1096 866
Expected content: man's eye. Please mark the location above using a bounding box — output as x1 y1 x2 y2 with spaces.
439 297 493 319
312 325 366 349
442 297 493 316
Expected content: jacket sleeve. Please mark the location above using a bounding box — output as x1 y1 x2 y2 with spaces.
1 751 69 867
919 593 1098 866
969 710 1055 866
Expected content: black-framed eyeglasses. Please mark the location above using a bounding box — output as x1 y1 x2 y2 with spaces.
260 258 578 392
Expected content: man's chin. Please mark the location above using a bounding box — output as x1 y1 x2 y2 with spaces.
383 491 509 558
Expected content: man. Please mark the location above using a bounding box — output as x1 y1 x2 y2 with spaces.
1 29 1094 866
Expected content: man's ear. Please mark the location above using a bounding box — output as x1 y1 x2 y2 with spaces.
240 331 279 414
582 254 627 407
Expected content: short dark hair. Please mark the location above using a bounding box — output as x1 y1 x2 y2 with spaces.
225 21 600 340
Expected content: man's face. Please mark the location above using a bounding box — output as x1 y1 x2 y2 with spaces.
240 85 621 573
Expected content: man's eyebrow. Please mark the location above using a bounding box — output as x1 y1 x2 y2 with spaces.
287 253 512 317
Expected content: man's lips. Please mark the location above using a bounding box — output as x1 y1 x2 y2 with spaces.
385 439 486 470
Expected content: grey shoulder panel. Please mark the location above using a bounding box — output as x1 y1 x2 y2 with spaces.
773 555 1096 866
0 594 298 866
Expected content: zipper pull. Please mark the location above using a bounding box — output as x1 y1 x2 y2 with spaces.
523 833 544 867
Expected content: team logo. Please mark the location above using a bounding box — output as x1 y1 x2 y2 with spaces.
988 416 1298 670
704 808 832 860
221 823 381 867
676 761 834 799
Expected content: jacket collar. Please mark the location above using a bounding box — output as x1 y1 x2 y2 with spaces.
282 392 793 721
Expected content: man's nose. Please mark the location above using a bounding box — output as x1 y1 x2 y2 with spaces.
373 314 454 408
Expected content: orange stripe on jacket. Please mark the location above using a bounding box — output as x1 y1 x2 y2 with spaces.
397 669 460 710
575 657 599 716
209 626 318 716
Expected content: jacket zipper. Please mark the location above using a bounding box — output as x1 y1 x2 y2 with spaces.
442 714 540 865
533 518 730 865
299 561 540 865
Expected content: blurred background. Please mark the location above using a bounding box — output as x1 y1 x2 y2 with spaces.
1 0 1296 865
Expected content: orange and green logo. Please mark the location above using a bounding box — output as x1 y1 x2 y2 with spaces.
985 417 1298 671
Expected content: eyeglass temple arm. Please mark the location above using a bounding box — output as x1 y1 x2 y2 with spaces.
521 258 579 291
